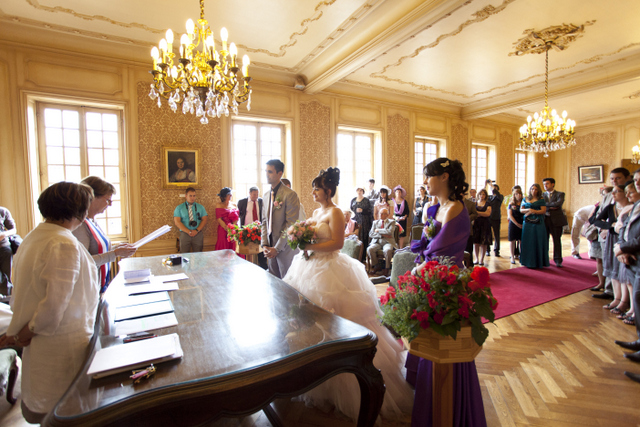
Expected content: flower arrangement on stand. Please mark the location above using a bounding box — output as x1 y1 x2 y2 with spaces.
379 257 498 347
227 221 262 254
284 220 317 260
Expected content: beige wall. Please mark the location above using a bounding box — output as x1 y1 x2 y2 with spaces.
0 32 547 256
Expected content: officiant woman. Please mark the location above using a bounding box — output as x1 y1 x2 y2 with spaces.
73 176 136 293
0 182 100 423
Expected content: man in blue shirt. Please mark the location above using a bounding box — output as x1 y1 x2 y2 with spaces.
173 187 208 253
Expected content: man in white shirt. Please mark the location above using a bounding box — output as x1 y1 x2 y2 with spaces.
237 187 267 269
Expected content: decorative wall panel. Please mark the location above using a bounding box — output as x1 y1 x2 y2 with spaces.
386 114 411 196
473 125 496 141
535 154 548 188
137 81 222 242
299 100 331 216
415 115 446 134
25 60 122 94
338 104 381 126
451 124 469 177
570 132 616 213
498 131 514 189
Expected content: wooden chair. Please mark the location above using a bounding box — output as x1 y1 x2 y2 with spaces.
366 224 400 273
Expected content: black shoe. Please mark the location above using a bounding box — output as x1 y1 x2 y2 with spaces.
624 351 640 363
592 292 614 300
494 252 501 257
590 286 604 292
615 340 640 351
556 263 563 268
624 371 640 384
572 254 582 259
485 251 490 257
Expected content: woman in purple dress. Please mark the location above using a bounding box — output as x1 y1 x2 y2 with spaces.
409 157 487 427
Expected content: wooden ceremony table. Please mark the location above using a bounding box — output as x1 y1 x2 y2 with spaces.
43 251 385 427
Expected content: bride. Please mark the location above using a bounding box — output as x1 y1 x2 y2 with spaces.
283 167 413 421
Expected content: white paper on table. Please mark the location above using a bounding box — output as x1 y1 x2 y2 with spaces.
126 282 179 296
115 300 175 322
87 333 182 378
123 269 151 284
114 312 178 336
154 273 189 282
115 292 170 308
132 225 172 249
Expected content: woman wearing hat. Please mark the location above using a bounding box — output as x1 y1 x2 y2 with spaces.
351 187 372 261
393 185 410 248
215 187 241 255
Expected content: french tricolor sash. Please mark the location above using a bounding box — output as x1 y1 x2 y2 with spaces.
85 219 111 293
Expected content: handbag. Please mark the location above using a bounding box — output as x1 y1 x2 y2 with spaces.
583 224 599 241
524 215 540 224
8 234 22 255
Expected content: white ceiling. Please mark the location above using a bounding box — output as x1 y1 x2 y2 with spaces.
2 0 640 124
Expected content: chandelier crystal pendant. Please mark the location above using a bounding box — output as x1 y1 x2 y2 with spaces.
518 42 576 157
148 0 251 124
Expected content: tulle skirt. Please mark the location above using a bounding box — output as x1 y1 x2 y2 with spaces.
283 251 414 421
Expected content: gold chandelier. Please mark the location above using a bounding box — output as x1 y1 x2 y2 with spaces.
518 41 576 157
632 141 640 164
148 0 251 124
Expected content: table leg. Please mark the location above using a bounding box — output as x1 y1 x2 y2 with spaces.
432 362 454 427
262 403 284 427
354 347 385 427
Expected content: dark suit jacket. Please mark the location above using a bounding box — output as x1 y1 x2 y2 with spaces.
237 197 263 226
488 192 503 220
543 191 568 227
618 202 640 276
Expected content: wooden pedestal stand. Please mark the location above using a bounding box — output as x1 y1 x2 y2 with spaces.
236 241 262 264
402 327 482 427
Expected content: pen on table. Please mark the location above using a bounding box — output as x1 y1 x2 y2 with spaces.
123 334 157 343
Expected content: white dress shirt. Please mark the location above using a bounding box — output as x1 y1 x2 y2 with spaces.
246 199 257 224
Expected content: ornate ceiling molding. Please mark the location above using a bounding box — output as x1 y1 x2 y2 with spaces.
368 0 517 95
24 0 163 33
509 21 595 56
340 78 465 106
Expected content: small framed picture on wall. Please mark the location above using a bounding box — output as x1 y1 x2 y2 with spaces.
163 147 200 189
578 165 604 184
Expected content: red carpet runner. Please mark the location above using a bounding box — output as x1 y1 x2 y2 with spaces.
488 254 598 321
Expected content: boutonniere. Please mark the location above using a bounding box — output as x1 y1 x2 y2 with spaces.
273 196 283 210
425 217 437 240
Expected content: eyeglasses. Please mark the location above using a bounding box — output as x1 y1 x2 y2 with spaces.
103 197 113 206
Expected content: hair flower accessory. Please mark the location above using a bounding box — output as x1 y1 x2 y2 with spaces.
440 160 450 168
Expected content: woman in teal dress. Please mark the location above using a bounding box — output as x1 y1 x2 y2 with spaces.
520 183 549 268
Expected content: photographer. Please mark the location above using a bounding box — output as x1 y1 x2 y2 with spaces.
173 187 208 253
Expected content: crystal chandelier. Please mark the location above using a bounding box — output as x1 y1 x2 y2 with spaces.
148 0 251 124
518 42 576 157
632 141 640 164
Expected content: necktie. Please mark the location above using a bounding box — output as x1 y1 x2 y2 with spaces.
188 203 194 225
252 200 258 223
268 191 274 237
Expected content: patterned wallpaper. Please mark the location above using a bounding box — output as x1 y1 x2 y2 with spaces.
569 131 616 213
498 132 514 189
451 124 469 177
386 114 411 197
299 101 331 217
535 154 548 189
137 82 223 242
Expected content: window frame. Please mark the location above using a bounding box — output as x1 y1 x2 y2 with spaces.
336 128 379 209
414 136 446 195
470 142 496 195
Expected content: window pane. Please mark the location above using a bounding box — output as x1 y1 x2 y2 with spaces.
46 128 63 146
107 218 122 235
44 109 62 128
48 165 65 183
64 147 81 165
104 149 119 166
105 166 119 183
63 129 80 147
87 130 103 148
62 110 79 129
86 112 102 130
102 114 118 132
88 149 104 165
89 166 104 178
103 131 118 149
66 165 81 182
47 147 64 164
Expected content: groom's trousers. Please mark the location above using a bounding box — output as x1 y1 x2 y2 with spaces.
268 246 298 279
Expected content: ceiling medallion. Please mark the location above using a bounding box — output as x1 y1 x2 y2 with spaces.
148 0 251 124
512 24 594 157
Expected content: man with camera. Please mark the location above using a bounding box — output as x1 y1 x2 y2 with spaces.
174 187 208 253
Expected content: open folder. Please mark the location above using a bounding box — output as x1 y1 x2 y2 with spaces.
87 333 183 379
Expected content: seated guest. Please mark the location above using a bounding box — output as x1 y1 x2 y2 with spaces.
374 186 391 220
520 183 549 269
0 182 98 422
344 210 359 240
367 208 398 275
73 176 136 293
0 206 17 295
468 188 477 202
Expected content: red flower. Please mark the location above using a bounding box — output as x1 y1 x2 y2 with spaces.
416 311 430 329
471 266 490 288
433 310 445 325
458 305 469 318
427 292 437 309
490 297 499 310
386 286 396 299
405 285 418 294
467 280 482 292
446 273 457 285
380 294 389 305
410 309 418 319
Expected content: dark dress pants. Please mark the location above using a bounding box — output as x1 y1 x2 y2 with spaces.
545 216 564 265
634 274 640 339
490 219 501 253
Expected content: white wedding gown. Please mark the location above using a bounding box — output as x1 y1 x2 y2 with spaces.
283 222 414 421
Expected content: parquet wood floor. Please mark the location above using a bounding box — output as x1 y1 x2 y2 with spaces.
2 236 639 426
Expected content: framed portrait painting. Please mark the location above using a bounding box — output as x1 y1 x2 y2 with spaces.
578 165 604 184
163 147 201 189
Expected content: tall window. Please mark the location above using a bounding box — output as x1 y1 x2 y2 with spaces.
232 121 284 199
336 131 374 209
515 151 526 189
470 145 488 194
414 137 443 194
37 103 126 238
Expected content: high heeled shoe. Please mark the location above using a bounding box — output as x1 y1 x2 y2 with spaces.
604 299 621 310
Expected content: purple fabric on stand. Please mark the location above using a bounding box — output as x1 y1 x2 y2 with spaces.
406 202 487 426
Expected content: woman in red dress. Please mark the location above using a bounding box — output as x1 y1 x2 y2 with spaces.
215 187 241 254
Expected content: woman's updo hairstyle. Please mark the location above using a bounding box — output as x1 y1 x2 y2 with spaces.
424 157 469 201
312 167 340 199
217 187 232 202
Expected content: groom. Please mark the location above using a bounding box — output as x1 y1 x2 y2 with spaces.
261 159 301 278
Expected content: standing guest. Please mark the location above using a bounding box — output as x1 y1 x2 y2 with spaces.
392 185 410 248
374 186 391 220
520 183 549 269
616 183 640 325
281 178 307 220
469 188 477 202
0 207 17 286
571 204 595 259
472 189 492 266
351 187 373 261
589 188 613 293
0 182 97 422
508 187 524 265
542 178 568 267
488 184 504 257
365 178 379 200
344 210 360 240
238 186 267 268
367 208 398 275
412 186 428 226
215 187 240 253
261 159 301 279
73 176 136 293
173 187 208 253
463 191 478 266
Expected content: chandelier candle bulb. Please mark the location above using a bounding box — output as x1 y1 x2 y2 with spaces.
166 29 174 53
186 19 195 36
221 27 228 52
230 43 237 67
151 46 159 70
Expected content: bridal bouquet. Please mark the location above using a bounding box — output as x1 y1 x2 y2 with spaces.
227 221 262 246
379 258 498 346
284 220 317 260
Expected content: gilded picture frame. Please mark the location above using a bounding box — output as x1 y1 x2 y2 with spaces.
578 165 604 184
163 147 201 189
